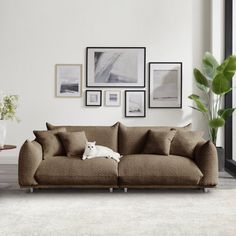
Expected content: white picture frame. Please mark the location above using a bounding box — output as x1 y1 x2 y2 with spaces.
149 62 182 108
55 64 82 98
104 90 121 107
86 47 146 87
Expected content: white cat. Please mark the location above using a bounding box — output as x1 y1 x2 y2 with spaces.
82 141 122 162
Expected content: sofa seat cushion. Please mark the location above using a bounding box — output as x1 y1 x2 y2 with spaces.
35 156 118 186
118 154 203 186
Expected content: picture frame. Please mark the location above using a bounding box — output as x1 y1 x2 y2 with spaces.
104 90 121 107
85 90 102 106
148 62 182 108
125 90 146 117
55 64 82 97
86 47 146 88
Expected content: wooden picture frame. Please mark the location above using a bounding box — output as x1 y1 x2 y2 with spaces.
104 90 121 107
55 64 82 98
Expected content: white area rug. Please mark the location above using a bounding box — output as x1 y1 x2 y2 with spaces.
0 188 236 236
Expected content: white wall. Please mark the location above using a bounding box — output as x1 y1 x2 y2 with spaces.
0 0 211 163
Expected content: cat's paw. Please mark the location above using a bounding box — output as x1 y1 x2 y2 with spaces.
82 156 87 160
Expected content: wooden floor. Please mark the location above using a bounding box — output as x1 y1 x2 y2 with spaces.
0 164 236 190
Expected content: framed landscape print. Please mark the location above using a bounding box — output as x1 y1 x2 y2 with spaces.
149 62 182 108
86 47 146 87
104 90 121 107
55 64 82 97
125 90 146 117
85 90 102 106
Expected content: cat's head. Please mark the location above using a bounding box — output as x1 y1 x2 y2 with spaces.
85 141 96 151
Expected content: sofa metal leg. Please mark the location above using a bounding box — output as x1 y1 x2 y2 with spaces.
124 188 128 193
29 187 34 193
109 188 113 193
203 188 209 193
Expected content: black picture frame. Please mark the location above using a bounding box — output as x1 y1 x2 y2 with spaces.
224 0 236 174
125 90 146 118
148 62 182 109
86 47 146 88
85 90 102 107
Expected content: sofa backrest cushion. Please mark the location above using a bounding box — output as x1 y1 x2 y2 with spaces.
58 131 87 157
170 130 204 159
118 123 192 155
33 128 66 159
47 122 119 152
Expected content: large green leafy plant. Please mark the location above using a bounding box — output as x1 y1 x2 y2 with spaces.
189 52 236 145
0 93 19 121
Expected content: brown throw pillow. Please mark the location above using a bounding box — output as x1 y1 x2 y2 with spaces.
170 130 204 159
33 128 66 159
58 131 87 157
142 130 176 155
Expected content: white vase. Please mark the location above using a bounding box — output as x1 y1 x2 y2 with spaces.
0 120 7 149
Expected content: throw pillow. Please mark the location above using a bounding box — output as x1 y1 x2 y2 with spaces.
142 130 176 155
170 130 204 159
33 128 66 159
58 131 87 157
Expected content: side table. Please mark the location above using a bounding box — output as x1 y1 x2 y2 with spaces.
0 145 17 189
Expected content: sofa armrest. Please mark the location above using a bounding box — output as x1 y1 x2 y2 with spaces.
18 140 43 186
194 140 218 186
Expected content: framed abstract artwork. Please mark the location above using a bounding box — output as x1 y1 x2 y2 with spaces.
148 62 182 108
55 64 82 97
86 47 146 88
125 90 146 117
85 90 102 106
104 90 121 107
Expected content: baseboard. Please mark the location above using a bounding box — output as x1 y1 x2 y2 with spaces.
0 156 17 164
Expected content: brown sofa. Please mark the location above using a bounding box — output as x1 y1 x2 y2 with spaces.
18 122 218 192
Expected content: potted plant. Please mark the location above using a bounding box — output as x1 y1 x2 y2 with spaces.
189 52 236 170
0 93 19 148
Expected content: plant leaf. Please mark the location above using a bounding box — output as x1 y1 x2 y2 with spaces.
217 55 236 80
218 108 236 120
212 73 231 94
224 71 235 80
202 52 219 79
188 95 208 113
209 117 225 128
225 55 236 72
188 94 200 100
189 106 201 112
193 68 209 91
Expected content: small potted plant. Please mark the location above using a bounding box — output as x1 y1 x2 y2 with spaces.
189 52 236 170
0 93 19 148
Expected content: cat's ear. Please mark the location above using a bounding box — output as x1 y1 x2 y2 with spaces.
93 141 96 145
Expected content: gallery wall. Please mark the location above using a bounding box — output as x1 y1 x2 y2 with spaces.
0 0 211 163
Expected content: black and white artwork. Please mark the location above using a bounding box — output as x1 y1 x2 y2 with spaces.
149 62 182 108
56 64 82 97
105 90 121 107
125 90 146 117
86 47 146 87
85 90 102 106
